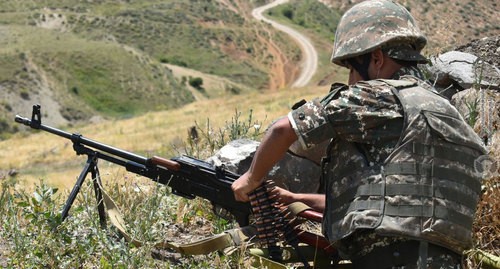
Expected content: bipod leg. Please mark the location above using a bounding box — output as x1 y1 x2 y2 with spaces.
91 164 106 229
61 154 97 223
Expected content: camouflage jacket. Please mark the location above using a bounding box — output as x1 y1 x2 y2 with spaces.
288 66 487 258
289 66 424 164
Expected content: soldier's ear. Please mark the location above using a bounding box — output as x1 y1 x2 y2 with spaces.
371 49 385 69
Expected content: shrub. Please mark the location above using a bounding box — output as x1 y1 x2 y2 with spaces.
282 7 293 19
188 76 203 89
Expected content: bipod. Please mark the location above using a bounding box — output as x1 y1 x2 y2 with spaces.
61 143 106 229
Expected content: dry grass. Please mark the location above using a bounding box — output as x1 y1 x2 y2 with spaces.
467 175 500 268
0 84 328 191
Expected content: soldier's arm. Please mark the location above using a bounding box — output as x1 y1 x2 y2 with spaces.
232 117 297 202
273 187 325 213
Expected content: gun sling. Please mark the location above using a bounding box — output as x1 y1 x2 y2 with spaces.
98 181 257 255
100 180 331 258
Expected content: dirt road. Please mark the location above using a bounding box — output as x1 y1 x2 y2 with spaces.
252 0 318 88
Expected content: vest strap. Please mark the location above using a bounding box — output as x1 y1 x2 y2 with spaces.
329 181 385 213
418 240 428 269
384 162 481 191
331 198 473 228
331 200 384 221
412 142 478 167
384 205 473 228
331 180 477 215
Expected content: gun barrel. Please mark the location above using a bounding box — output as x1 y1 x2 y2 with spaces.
15 114 73 139
15 113 148 166
15 115 29 125
74 135 148 165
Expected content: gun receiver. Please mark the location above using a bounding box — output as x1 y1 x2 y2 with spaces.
15 104 251 227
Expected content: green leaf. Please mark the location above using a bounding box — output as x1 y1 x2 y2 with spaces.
33 191 43 204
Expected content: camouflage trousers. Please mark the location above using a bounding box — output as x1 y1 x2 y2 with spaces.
350 240 461 269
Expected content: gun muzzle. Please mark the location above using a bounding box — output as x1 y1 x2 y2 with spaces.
15 115 30 125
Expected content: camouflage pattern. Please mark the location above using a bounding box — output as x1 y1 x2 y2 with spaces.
288 66 487 264
383 44 428 63
331 0 427 66
289 66 425 152
344 233 462 268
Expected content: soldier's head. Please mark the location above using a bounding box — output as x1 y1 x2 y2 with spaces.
331 0 428 84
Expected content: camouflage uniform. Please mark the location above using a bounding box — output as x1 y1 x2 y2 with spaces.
286 1 487 268
289 64 486 268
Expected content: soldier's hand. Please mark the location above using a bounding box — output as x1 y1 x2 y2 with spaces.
271 187 296 205
231 172 261 202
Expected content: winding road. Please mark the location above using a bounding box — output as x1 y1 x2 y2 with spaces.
252 0 318 88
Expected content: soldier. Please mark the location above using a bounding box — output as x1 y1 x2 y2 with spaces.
232 0 487 268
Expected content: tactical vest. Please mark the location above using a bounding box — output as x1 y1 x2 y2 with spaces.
322 77 487 254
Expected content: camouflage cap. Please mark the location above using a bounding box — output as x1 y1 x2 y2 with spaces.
331 0 427 67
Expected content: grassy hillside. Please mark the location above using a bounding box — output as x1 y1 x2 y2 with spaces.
1 0 498 140
0 0 273 87
0 0 303 139
0 25 192 135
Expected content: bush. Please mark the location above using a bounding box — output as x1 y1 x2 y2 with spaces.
188 76 203 89
282 7 293 19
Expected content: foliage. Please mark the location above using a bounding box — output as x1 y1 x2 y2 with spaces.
0 177 238 268
188 76 204 89
467 175 500 268
265 0 341 42
465 97 480 127
180 109 265 159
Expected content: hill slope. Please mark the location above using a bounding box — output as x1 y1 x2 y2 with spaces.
0 0 302 138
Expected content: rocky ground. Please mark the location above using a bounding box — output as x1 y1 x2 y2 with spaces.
455 36 500 68
447 36 499 265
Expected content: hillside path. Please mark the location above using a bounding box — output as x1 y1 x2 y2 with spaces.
252 0 318 88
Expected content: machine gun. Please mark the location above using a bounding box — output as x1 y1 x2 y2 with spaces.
15 104 252 227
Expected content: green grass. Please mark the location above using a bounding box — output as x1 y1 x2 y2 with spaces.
263 0 348 86
0 23 193 118
265 0 341 42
